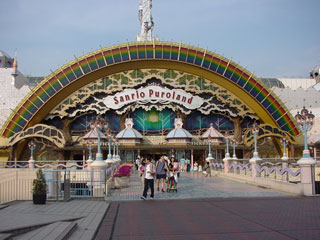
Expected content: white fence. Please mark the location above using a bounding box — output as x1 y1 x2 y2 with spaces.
0 169 36 204
0 162 120 204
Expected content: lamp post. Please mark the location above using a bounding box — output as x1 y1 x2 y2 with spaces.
295 106 315 159
112 140 116 161
107 133 113 161
249 121 262 180
206 136 213 162
115 141 120 161
28 140 36 168
231 138 238 160
28 140 36 161
280 136 289 181
251 121 261 160
89 116 107 161
86 140 93 161
224 131 231 159
223 131 231 173
88 116 108 170
84 139 94 170
280 136 289 159
295 106 316 195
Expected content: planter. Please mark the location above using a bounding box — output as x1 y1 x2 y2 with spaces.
33 194 47 204
315 181 320 194
114 176 129 189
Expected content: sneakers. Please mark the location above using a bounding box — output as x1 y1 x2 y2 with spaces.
140 196 146 200
150 197 154 200
157 187 160 191
161 189 165 192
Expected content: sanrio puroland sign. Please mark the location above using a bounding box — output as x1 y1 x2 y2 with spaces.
103 85 204 110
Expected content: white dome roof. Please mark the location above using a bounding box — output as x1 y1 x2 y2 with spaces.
166 128 192 139
201 123 224 139
116 128 143 139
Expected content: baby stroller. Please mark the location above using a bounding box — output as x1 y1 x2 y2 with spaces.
166 171 178 192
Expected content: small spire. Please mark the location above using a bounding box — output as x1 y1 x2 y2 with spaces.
11 50 18 85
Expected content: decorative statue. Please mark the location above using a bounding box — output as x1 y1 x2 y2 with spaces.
137 0 154 41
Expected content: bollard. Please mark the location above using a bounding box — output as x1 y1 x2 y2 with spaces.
28 159 35 169
249 152 262 181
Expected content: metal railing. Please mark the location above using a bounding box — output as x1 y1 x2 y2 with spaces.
44 169 105 199
0 162 120 204
209 157 318 183
0 160 87 169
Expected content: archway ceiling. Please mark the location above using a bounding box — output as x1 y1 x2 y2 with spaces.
1 41 299 138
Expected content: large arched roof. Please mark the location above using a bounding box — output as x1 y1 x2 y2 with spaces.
1 41 299 138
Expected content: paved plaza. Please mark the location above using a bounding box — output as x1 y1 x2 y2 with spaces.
1 172 320 240
106 171 290 201
101 196 320 240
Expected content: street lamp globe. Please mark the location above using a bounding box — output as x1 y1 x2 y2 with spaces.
295 106 315 164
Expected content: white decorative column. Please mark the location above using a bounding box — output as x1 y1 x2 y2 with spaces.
28 159 35 169
249 156 262 180
250 121 262 180
86 159 93 170
298 151 316 195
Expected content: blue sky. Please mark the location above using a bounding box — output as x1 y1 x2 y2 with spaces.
1 0 319 78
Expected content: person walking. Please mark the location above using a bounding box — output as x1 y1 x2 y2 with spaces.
141 157 156 200
135 156 140 170
180 155 185 172
156 155 168 192
204 161 211 177
139 158 146 189
186 157 191 172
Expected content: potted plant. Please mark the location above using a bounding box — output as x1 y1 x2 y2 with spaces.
32 169 47 204
113 165 132 189
315 172 320 195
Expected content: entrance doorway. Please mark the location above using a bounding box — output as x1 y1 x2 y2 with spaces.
193 150 205 167
140 150 170 161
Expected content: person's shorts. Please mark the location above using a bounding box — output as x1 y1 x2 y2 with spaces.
156 174 166 179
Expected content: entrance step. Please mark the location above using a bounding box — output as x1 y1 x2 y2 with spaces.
13 221 77 240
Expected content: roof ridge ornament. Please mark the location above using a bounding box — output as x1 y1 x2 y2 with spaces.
174 118 183 129
125 118 134 129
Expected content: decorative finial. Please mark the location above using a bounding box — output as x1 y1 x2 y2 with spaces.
125 118 134 129
174 118 183 129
